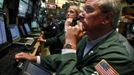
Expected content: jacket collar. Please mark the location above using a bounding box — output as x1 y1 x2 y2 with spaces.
77 30 117 63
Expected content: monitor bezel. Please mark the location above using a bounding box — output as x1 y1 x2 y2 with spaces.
24 23 31 34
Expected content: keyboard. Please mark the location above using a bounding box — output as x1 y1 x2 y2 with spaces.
18 39 28 43
26 40 34 45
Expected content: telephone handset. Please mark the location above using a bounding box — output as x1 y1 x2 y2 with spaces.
71 17 80 26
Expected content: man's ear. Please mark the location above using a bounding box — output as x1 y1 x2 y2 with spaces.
102 12 113 24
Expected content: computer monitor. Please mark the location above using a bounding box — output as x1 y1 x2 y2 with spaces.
0 0 4 9
22 61 52 75
128 23 134 33
0 29 2 44
24 23 31 34
31 20 39 28
9 24 20 41
0 15 7 44
18 0 29 17
27 0 33 14
20 25 26 36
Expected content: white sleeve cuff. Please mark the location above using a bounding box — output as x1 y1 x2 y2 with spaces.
62 49 76 54
36 56 41 64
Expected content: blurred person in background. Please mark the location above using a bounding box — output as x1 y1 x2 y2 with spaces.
38 5 80 54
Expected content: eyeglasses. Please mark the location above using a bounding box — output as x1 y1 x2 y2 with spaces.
83 6 94 13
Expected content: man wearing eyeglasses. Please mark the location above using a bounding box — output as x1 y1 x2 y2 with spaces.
15 0 134 74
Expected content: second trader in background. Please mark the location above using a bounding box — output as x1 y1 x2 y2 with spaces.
15 0 134 74
38 5 80 54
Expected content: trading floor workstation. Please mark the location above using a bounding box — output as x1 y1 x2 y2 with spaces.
0 0 48 75
0 0 134 75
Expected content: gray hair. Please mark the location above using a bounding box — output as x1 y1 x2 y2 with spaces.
68 5 80 15
99 0 121 29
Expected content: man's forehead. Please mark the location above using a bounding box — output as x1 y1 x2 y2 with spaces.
84 0 100 7
68 9 75 12
85 0 100 3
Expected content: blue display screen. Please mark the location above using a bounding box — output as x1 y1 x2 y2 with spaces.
9 25 20 41
0 16 7 44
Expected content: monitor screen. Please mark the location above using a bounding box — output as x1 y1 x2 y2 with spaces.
0 15 7 44
0 0 4 9
129 23 134 33
31 20 39 28
23 61 52 75
18 0 29 17
27 0 33 14
24 23 31 34
9 25 20 41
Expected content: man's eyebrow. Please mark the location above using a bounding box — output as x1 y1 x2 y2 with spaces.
84 4 93 9
84 5 94 11
85 5 92 8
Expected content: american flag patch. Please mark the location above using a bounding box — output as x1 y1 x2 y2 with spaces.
95 59 119 75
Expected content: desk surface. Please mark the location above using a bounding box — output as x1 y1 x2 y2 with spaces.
31 41 40 56
31 32 44 56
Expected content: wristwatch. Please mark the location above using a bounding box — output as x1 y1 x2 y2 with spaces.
64 43 73 49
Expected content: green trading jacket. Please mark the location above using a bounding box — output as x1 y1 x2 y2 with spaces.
45 30 65 54
40 31 134 75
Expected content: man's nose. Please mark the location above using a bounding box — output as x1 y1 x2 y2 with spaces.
67 13 71 16
78 12 84 19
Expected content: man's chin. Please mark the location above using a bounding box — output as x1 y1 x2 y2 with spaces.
81 22 86 30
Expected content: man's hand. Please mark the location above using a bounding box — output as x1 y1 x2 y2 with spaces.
125 15 134 20
65 18 74 30
15 52 37 62
64 22 85 50
37 37 45 43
